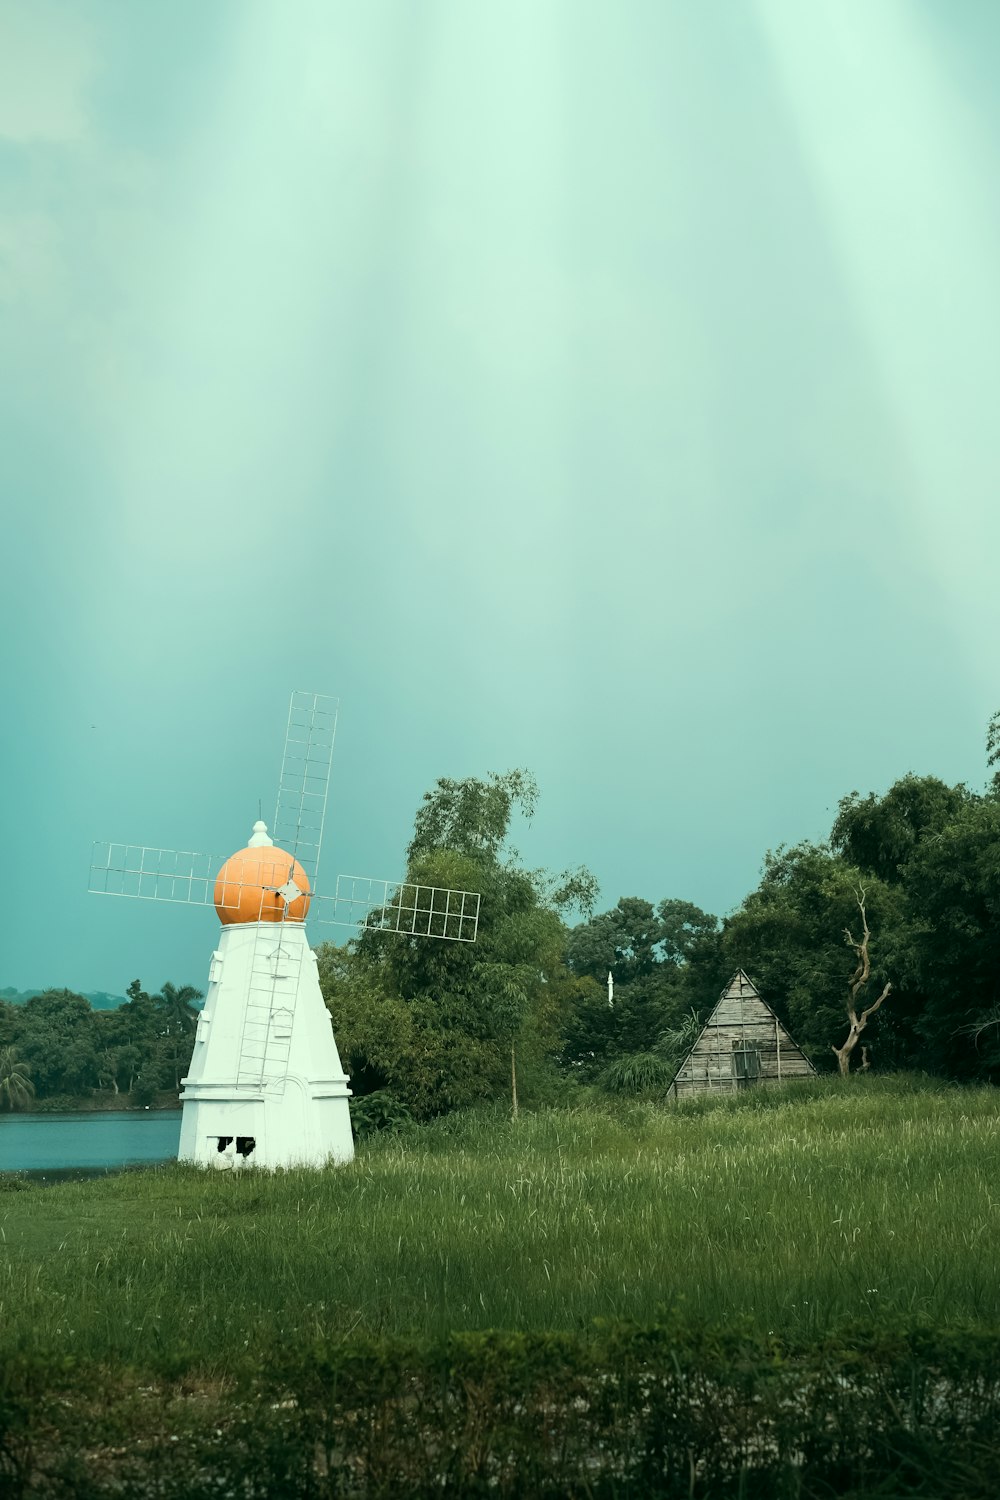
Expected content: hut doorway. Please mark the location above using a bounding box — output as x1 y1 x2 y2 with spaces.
732 1040 762 1087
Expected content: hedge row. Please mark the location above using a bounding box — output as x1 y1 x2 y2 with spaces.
3 1322 999 1497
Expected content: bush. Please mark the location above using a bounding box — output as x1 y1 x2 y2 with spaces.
349 1089 414 1138
3 1323 999 1497
600 1051 675 1095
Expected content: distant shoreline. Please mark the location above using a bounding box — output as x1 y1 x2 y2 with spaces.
7 1094 182 1117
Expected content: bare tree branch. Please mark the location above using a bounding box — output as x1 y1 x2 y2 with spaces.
860 980 892 1026
834 888 892 1078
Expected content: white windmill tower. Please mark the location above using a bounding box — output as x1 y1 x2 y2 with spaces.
89 692 480 1170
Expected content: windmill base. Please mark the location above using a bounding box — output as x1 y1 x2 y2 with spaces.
177 1087 354 1171
178 921 354 1170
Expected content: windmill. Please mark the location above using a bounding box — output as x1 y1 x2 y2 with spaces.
89 691 480 1170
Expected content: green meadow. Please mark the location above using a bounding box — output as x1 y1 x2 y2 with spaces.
3 1075 999 1371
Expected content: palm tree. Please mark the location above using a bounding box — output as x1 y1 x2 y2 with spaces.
153 982 203 1037
153 982 204 1092
0 1047 35 1111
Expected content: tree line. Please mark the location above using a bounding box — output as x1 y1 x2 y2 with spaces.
323 713 1000 1120
0 982 202 1108
2 714 998 1114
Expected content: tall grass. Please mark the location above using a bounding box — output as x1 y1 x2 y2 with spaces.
1 1075 998 1371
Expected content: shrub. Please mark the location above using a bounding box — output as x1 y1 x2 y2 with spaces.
349 1089 414 1138
600 1051 675 1095
3 1324 999 1498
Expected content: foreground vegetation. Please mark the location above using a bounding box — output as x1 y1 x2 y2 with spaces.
6 1322 998 1498
3 1078 999 1363
3 1077 999 1495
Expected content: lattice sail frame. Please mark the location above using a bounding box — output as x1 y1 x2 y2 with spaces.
272 691 338 887
88 843 480 942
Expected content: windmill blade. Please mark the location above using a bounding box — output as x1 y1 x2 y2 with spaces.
90 843 313 920
311 876 481 943
271 691 338 887
89 843 228 907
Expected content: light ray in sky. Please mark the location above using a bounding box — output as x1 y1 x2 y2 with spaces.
755 0 1000 695
102 2 411 565
4 2 997 992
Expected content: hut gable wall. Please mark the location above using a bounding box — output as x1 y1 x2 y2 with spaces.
670 970 815 1097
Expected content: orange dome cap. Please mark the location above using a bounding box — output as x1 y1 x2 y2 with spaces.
213 821 311 925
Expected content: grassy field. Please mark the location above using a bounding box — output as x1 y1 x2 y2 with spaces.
2 1075 999 1372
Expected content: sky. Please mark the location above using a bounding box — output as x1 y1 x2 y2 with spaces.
2 0 999 996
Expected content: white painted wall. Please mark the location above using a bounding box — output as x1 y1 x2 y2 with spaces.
178 920 354 1169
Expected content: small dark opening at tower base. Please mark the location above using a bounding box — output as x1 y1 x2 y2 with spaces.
236 1136 256 1158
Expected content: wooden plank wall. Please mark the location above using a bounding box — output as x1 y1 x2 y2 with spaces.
671 979 814 1097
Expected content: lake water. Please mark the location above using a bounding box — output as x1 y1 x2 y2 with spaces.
0 1110 182 1176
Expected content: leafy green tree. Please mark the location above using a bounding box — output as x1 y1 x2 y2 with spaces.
0 1000 18 1051
319 771 594 1118
93 1008 135 1094
11 991 99 1097
988 711 1000 794
118 981 161 1094
721 844 902 1069
894 797 1000 1079
567 897 665 985
831 775 971 884
60 1036 102 1094
829 751 1000 1078
406 770 538 864
0 980 201 1102
0 1046 34 1110
657 899 722 963
563 897 720 1075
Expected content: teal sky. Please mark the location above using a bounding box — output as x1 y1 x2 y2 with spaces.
3 1 999 995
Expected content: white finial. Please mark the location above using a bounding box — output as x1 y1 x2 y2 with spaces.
607 970 614 1008
248 820 273 847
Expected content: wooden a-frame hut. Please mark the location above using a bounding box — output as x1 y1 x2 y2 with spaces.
668 970 815 1099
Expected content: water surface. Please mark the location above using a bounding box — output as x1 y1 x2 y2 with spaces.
0 1110 182 1175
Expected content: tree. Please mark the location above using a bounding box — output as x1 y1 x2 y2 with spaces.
319 770 594 1118
988 710 1000 794
11 991 100 1098
407 770 538 864
832 888 893 1077
831 775 970 884
0 1046 34 1110
562 897 720 1076
657 899 722 964
567 898 665 986
831 757 1000 1079
152 982 203 1090
115 981 162 1096
153 982 202 1036
0 999 18 1051
721 844 902 1069
895 797 1000 1079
